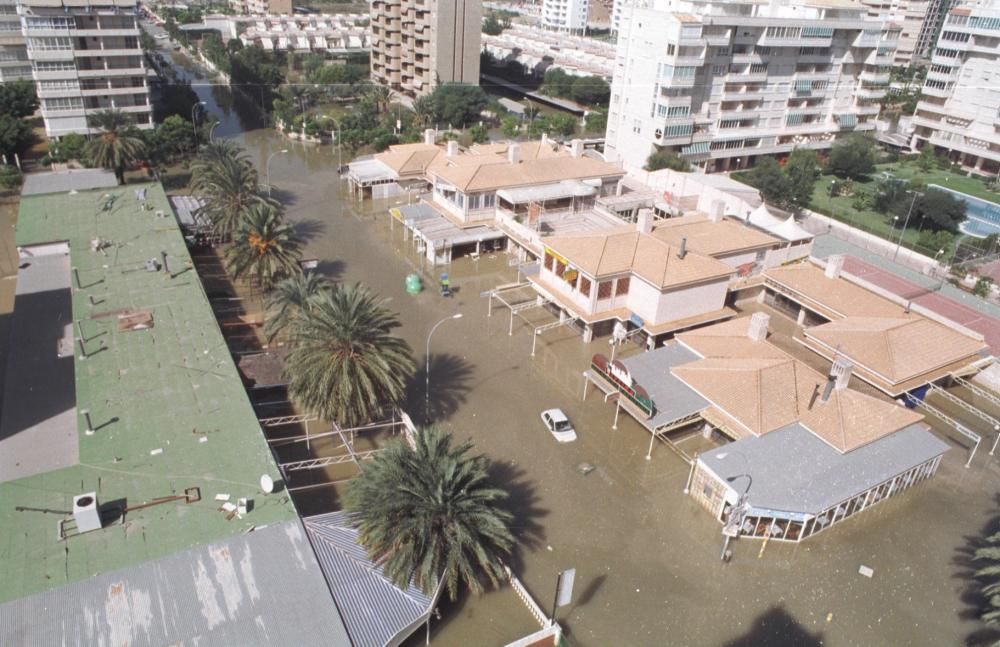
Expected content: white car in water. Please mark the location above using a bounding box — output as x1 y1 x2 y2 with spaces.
540 409 577 443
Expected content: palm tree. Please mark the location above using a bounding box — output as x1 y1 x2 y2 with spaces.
191 143 274 237
345 427 515 600
224 203 302 290
365 84 392 115
976 530 1000 627
85 110 146 184
413 94 435 127
263 272 330 342
284 283 414 427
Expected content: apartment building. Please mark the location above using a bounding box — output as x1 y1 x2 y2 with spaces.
860 0 946 63
230 0 293 15
370 0 481 95
21 0 151 137
542 0 589 33
0 0 29 82
911 0 1000 176
606 0 898 173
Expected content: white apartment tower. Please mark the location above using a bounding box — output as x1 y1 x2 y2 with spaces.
543 0 590 33
861 0 953 63
0 0 29 81
370 0 481 96
606 0 899 173
911 0 1000 176
20 0 151 137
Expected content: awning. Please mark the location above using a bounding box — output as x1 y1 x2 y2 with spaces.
347 158 397 184
681 142 710 156
496 179 598 204
397 203 505 248
837 113 857 128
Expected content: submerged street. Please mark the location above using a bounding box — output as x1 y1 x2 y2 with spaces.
158 47 1000 646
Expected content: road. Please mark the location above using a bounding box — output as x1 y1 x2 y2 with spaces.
152 45 1000 647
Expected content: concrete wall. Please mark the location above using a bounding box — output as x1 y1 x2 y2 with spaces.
653 279 729 323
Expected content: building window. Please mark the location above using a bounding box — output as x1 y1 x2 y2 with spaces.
597 280 613 299
544 252 554 271
554 259 566 278
578 275 591 296
616 276 630 296
712 65 726 76
765 26 800 39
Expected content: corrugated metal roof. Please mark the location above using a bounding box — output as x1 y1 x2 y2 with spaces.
0 520 353 646
304 511 436 647
20 169 117 196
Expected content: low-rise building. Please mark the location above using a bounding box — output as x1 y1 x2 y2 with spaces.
237 14 370 52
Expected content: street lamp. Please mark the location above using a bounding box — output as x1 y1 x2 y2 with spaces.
425 313 463 422
191 100 206 143
893 190 923 261
265 149 289 198
323 114 343 171
209 120 220 142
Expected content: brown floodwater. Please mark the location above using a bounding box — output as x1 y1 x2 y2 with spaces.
166 47 1000 646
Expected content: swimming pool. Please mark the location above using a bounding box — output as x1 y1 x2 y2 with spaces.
930 184 1000 238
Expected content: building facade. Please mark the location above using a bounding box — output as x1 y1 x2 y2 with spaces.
0 0 29 82
861 0 944 64
370 0 481 95
230 0 293 15
605 0 898 173
21 0 151 137
542 0 589 33
911 0 1000 176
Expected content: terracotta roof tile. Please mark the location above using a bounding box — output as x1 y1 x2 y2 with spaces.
651 215 780 257
764 263 906 318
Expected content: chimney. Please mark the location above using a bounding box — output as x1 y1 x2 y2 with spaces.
636 208 654 234
447 140 459 157
747 311 770 342
820 375 836 403
709 200 724 223
424 129 435 145
507 143 521 165
161 250 169 275
570 138 584 158
73 492 103 533
825 254 845 279
678 237 688 260
830 357 853 391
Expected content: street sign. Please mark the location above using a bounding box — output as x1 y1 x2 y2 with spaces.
556 568 576 607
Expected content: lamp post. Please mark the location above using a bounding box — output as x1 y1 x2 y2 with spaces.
265 149 289 198
209 121 220 142
191 100 206 143
323 114 343 170
893 190 922 261
425 313 463 422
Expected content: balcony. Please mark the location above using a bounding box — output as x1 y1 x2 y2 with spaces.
75 48 141 58
859 70 889 84
853 33 881 48
855 86 887 99
919 84 951 98
81 84 145 96
77 66 145 77
721 89 767 102
28 48 75 61
727 71 768 83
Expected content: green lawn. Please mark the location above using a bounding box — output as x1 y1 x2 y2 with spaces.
806 161 1000 255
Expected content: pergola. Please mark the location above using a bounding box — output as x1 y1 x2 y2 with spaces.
487 281 580 356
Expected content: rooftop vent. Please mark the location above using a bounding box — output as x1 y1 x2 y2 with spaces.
73 492 102 534
747 312 770 342
678 237 688 260
825 254 845 279
508 143 521 165
831 357 853 391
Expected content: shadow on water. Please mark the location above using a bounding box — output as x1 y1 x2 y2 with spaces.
309 259 346 282
719 606 823 647
295 218 327 244
954 493 1000 646
487 460 548 571
268 187 299 207
406 352 475 424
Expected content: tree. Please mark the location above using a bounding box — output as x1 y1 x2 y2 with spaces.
974 276 994 298
975 524 1000 629
544 113 579 137
147 114 197 164
917 229 954 256
585 110 607 134
413 95 435 127
84 110 147 184
426 84 489 128
570 75 611 106
500 115 520 138
345 427 515 600
542 68 574 98
469 124 489 144
0 80 38 119
284 283 415 427
224 203 302 290
365 84 392 114
191 141 273 236
645 149 691 172
264 272 331 342
743 157 792 206
0 164 22 191
784 149 819 209
0 115 32 159
896 188 966 233
916 145 937 171
50 132 87 162
827 134 876 179
482 13 504 35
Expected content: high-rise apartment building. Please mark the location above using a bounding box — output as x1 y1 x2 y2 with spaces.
0 0 29 82
21 0 151 137
911 0 1000 176
543 0 590 33
370 0 481 96
606 0 898 173
861 0 952 63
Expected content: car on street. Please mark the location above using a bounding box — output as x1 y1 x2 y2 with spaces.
540 409 577 443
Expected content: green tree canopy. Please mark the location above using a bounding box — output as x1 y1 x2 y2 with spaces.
784 149 819 209
542 68 574 98
84 110 147 184
0 115 32 159
742 157 792 206
345 427 515 600
426 84 489 128
645 149 691 172
827 134 876 179
224 203 302 290
893 187 966 233
0 80 39 119
570 75 611 106
584 109 607 134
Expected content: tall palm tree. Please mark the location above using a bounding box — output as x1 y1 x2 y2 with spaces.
284 283 414 427
413 94 435 127
85 110 146 184
191 143 274 237
345 427 515 600
224 203 302 290
263 272 330 342
365 84 392 115
976 529 1000 627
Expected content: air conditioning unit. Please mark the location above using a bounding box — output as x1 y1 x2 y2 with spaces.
73 492 102 534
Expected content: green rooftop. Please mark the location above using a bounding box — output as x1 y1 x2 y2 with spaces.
0 183 296 603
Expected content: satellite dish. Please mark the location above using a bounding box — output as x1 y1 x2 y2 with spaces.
260 474 274 494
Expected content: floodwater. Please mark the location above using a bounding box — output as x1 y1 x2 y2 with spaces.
163 48 1000 646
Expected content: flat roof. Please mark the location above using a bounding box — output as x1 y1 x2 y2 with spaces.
20 169 117 196
699 422 948 518
0 183 299 603
396 202 504 247
615 343 708 430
